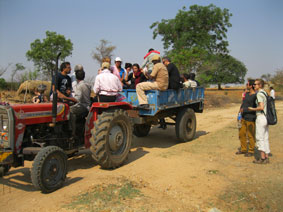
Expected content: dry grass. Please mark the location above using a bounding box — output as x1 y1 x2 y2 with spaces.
205 89 243 108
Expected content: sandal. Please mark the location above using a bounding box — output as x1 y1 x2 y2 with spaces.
253 158 269 164
235 151 247 155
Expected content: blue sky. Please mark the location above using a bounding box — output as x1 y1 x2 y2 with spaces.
0 0 282 82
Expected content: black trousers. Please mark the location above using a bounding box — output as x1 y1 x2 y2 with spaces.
92 95 116 102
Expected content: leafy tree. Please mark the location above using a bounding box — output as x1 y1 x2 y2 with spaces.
92 39 116 65
150 4 247 88
198 54 247 89
150 4 232 54
167 47 208 73
26 31 73 79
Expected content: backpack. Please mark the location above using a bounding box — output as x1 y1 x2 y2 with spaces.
258 91 277 125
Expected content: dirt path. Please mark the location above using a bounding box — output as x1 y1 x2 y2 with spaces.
1 102 283 212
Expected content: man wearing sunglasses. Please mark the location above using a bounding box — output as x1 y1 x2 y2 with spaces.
248 79 270 164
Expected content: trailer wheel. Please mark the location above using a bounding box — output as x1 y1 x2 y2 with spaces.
31 146 67 193
133 124 151 137
90 109 132 169
0 165 11 177
175 108 196 142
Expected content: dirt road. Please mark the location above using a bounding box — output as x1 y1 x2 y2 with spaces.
1 102 283 212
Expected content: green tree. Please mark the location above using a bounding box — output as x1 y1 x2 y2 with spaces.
150 4 232 54
150 4 247 88
167 47 208 73
198 54 247 89
26 31 73 79
92 39 116 65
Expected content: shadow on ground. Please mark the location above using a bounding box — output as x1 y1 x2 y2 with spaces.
0 150 95 193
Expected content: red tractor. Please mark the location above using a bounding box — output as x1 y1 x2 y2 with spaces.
0 54 134 193
0 97 134 193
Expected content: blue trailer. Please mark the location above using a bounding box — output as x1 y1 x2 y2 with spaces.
119 87 204 142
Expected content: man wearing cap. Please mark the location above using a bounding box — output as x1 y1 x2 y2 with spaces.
141 48 161 75
111 57 124 80
136 55 168 109
93 62 122 102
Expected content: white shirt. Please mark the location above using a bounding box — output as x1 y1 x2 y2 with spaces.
270 89 275 99
183 79 197 88
93 69 122 96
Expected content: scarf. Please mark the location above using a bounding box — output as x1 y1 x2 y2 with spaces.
133 71 142 87
143 50 160 59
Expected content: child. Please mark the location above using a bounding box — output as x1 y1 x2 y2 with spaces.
32 84 48 104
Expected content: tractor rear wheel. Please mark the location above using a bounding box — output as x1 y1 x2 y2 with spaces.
31 146 67 193
175 108 196 142
90 109 132 169
133 124 151 137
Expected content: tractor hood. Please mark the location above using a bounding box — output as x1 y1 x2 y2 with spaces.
11 103 69 125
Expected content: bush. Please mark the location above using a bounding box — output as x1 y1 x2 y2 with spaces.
5 81 21 91
0 78 7 90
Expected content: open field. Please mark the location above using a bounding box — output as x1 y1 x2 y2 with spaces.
0 89 283 212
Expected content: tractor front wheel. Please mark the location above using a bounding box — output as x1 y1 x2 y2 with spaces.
31 146 68 193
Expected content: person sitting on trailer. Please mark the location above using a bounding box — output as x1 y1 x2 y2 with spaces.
92 62 122 102
123 63 147 89
141 48 161 75
136 54 168 110
183 73 197 88
162 57 181 90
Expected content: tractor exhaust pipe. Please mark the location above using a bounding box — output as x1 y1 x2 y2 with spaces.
50 52 61 127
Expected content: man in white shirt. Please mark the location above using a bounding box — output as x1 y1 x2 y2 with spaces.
183 73 197 88
270 86 275 99
93 62 122 102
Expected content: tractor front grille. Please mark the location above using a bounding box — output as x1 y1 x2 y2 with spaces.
0 106 11 148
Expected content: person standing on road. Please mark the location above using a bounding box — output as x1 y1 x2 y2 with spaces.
235 79 256 157
248 79 270 164
270 86 275 100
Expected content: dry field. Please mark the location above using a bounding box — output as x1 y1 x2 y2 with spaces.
0 89 283 212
